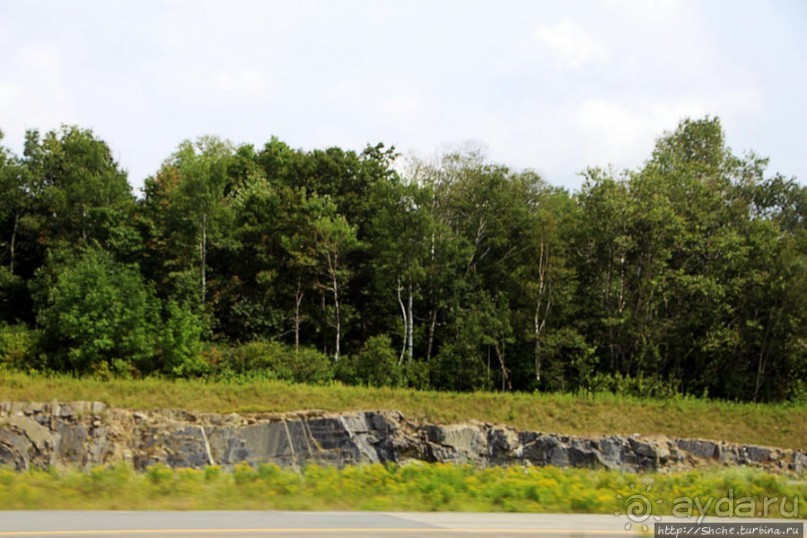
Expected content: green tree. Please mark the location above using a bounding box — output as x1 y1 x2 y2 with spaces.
0 133 37 323
224 174 322 347
339 334 405 387
566 117 806 401
141 136 235 311
156 300 206 377
313 200 359 361
33 248 158 374
510 184 579 389
367 177 433 363
23 126 135 253
0 135 34 275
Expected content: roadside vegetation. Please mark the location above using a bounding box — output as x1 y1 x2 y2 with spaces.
0 463 803 516
0 117 805 403
1 369 804 449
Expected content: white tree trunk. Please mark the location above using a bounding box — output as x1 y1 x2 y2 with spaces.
406 282 414 363
426 308 437 361
9 212 19 274
294 278 304 354
328 251 341 362
200 213 207 306
397 279 407 364
533 240 551 382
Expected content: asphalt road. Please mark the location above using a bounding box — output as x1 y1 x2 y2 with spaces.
0 512 803 537
0 512 651 537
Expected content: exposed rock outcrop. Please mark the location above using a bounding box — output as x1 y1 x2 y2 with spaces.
0 402 803 474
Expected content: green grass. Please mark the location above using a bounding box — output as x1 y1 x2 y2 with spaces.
1 369 804 449
0 463 803 516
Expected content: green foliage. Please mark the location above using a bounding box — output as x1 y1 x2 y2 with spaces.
337 334 405 387
586 372 681 399
139 136 235 311
279 347 335 385
0 118 803 402
23 126 135 253
33 248 158 374
156 301 206 377
401 359 431 390
0 323 39 369
0 267 30 325
431 345 492 392
0 464 802 516
219 340 334 385
538 328 597 393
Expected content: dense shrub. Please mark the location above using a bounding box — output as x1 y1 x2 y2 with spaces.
586 372 681 399
336 334 404 388
32 248 159 374
0 323 39 369
430 343 493 392
220 341 334 384
156 301 206 377
0 268 30 325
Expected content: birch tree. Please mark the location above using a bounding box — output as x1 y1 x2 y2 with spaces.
313 199 359 361
143 136 234 309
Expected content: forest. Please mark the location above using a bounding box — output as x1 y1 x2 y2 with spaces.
0 117 804 402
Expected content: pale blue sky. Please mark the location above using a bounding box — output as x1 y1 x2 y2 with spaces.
1 0 805 192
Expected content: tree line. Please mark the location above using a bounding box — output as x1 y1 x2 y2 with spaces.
0 117 804 401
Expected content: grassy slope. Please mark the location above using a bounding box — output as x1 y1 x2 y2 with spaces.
0 370 804 449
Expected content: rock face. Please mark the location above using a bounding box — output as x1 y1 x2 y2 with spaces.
0 402 803 474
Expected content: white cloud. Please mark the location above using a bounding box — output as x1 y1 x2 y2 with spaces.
0 44 78 145
0 1 802 191
569 81 769 178
0 82 19 110
576 100 649 166
383 96 421 119
575 98 714 169
210 69 268 104
534 20 606 69
602 0 683 24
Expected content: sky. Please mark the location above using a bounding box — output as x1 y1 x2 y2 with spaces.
1 0 805 193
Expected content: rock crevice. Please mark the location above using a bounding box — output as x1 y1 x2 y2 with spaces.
0 402 803 474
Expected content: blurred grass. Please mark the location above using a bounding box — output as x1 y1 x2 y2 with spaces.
0 463 803 517
0 369 804 449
